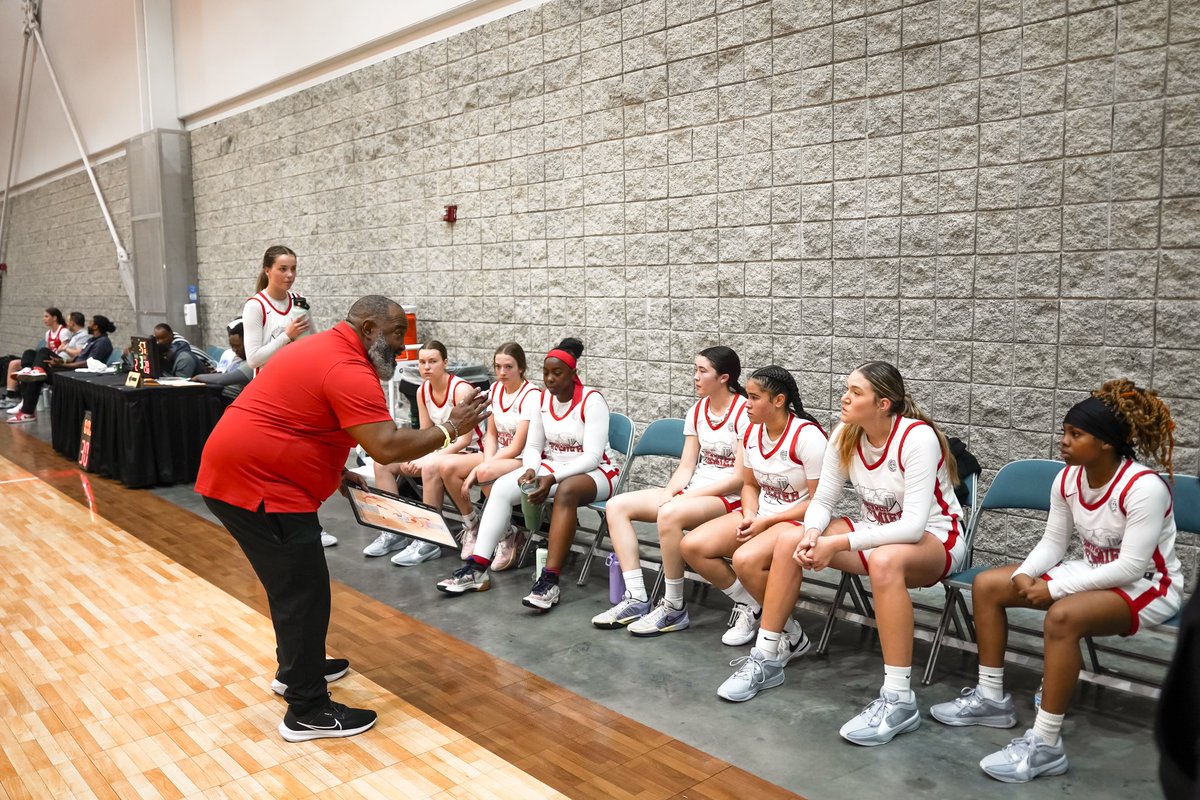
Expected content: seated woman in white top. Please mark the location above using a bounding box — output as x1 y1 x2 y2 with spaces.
440 342 539 570
437 337 619 613
367 340 482 566
242 245 312 374
931 380 1182 784
3 307 68 406
591 346 750 634
787 361 964 746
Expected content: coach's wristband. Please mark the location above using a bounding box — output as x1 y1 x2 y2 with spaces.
435 424 452 450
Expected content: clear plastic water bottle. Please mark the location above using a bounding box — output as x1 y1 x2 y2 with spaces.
1034 680 1042 711
534 546 548 579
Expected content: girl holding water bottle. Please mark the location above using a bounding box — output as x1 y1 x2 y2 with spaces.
436 337 618 613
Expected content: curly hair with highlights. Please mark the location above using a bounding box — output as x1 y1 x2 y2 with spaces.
1094 379 1176 478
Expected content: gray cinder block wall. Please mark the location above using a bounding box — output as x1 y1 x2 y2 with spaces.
0 158 134 355
6 0 1200 574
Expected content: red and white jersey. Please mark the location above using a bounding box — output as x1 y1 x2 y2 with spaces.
539 387 611 468
45 325 68 352
488 380 540 449
1058 460 1182 582
247 290 303 345
847 416 961 545
684 394 750 494
420 375 482 448
742 415 827 515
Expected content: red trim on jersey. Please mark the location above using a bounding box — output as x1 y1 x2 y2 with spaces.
758 415 795 460
1118 469 1172 517
787 421 824 465
702 394 740 431
732 401 748 435
692 402 702 432
546 388 586 421
250 296 269 325
1059 466 1070 499
1076 458 1134 510
255 290 293 319
895 419 933 472
426 375 457 411
496 380 529 413
856 415 901 470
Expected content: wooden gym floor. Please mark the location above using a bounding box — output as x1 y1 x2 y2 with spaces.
0 427 800 799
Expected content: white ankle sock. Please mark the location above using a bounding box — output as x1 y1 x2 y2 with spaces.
463 509 479 526
721 579 757 610
664 577 685 609
1033 709 1064 745
784 617 801 635
755 629 783 660
883 664 913 700
622 569 647 602
978 665 1005 701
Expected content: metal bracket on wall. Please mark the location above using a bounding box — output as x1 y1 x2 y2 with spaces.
0 0 136 309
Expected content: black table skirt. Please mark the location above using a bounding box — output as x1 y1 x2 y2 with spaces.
50 372 225 488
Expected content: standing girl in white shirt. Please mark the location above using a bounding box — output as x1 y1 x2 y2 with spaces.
242 245 312 374
931 379 1181 783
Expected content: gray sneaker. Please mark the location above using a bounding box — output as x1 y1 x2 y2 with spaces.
779 627 811 666
522 576 561 611
391 540 442 566
839 688 921 746
592 594 651 629
364 531 409 557
931 686 1018 728
980 729 1069 783
628 599 690 637
717 648 785 702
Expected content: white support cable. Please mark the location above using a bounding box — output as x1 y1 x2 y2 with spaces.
0 33 32 266
25 3 135 307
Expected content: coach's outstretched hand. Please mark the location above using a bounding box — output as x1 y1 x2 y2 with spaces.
448 388 489 437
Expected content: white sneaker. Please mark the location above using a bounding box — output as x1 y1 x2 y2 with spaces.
437 564 491 594
320 531 337 547
6 403 21 416
522 576 560 611
363 531 409 557
721 602 760 646
779 627 811 666
716 648 785 702
930 686 1018 728
591 594 651 629
979 729 1069 783
391 540 442 566
839 687 921 746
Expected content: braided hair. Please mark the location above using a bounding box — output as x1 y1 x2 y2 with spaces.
1092 379 1176 478
749 365 818 425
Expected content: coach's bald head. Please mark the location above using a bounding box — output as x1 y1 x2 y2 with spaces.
347 295 407 380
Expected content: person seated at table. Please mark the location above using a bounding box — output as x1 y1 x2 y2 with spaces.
58 312 92 360
7 316 116 425
194 319 253 399
3 307 69 410
152 323 215 378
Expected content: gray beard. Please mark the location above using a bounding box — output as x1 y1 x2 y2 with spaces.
368 335 397 380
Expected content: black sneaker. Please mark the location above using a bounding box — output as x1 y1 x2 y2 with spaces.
271 658 351 696
278 696 377 742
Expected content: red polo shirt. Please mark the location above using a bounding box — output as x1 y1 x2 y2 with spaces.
196 321 393 512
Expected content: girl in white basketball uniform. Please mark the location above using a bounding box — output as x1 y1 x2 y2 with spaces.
242 245 313 374
591 346 750 635
440 342 539 570
681 366 827 659
367 340 483 565
438 338 618 612
240 245 339 546
787 362 964 744
931 380 1182 784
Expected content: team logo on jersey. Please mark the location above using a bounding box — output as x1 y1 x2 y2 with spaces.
548 433 584 454
758 472 801 505
887 458 898 473
1108 498 1119 513
702 440 736 469
1082 527 1123 566
860 487 902 524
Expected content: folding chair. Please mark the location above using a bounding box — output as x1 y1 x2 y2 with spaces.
920 459 1062 684
816 472 980 656
517 412 636 568
576 417 685 586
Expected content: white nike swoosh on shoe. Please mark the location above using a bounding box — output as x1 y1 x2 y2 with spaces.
298 720 342 730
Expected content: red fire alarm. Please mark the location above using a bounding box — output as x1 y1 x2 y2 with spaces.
443 205 458 223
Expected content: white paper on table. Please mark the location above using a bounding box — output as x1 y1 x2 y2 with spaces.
84 358 107 372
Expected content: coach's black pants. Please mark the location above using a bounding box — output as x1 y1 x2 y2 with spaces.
202 496 330 715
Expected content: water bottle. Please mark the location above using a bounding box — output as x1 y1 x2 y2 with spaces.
605 553 626 604
534 547 548 579
1034 681 1042 711
520 477 544 535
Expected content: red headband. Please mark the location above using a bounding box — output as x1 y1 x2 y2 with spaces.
545 349 577 370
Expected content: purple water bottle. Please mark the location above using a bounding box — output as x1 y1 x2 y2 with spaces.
605 553 626 604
